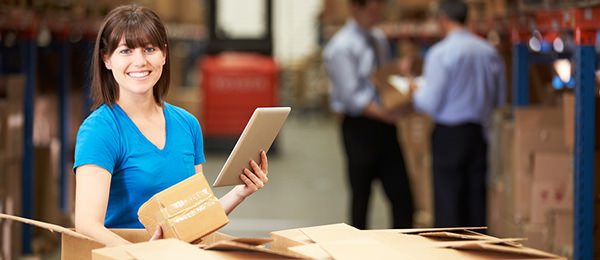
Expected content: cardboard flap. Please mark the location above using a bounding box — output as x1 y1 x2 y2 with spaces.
230 237 273 246
0 213 93 241
447 240 560 258
94 238 205 259
288 244 333 260
418 231 494 240
202 239 299 258
319 237 404 260
298 223 361 243
396 226 487 235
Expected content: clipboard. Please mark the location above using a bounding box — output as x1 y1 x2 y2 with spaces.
212 107 291 187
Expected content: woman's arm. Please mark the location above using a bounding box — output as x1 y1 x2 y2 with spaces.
211 151 269 215
75 164 131 247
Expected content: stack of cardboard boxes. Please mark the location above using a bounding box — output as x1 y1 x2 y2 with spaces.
0 75 25 260
0 215 569 259
487 92 600 258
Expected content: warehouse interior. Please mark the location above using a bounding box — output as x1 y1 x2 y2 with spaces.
0 0 599 259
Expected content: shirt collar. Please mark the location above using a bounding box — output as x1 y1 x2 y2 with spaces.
446 28 470 39
347 19 373 38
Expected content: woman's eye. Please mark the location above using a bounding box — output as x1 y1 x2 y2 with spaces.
119 49 131 54
145 47 156 53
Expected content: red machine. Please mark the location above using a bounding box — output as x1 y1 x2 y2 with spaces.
200 52 279 137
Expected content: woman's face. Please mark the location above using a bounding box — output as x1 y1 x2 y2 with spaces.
103 37 166 99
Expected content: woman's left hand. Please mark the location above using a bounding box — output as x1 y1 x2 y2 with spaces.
236 150 269 199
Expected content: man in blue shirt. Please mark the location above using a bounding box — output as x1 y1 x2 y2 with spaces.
412 0 506 228
323 0 414 229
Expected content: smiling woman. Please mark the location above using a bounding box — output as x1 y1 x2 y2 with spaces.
90 4 170 109
73 4 272 247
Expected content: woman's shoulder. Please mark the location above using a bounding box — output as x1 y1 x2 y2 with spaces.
164 102 197 121
79 104 120 132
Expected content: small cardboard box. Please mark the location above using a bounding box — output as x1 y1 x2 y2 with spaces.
369 61 417 110
137 172 228 243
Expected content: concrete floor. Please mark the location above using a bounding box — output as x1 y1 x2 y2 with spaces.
204 111 393 238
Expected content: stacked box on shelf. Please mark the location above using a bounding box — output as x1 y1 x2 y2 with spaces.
0 74 25 260
512 106 567 223
487 102 577 257
487 107 514 238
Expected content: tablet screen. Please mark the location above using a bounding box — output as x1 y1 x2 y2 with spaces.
212 107 291 187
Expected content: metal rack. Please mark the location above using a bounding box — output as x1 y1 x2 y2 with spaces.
511 7 597 260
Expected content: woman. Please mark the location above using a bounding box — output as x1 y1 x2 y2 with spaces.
73 4 269 246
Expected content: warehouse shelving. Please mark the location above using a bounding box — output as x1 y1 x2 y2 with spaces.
511 7 597 260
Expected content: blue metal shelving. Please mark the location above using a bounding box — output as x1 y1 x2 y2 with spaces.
572 26 596 260
512 43 530 107
512 7 597 260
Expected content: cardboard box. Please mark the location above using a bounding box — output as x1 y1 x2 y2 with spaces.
340 228 562 259
548 210 573 255
519 223 550 252
0 75 25 160
92 236 298 260
398 113 433 227
270 223 360 257
512 107 567 222
271 224 566 260
0 214 568 260
562 93 574 150
369 60 416 110
137 172 228 243
487 180 506 237
0 159 22 260
529 152 573 224
0 214 298 260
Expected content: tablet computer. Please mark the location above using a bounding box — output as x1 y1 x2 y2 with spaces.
212 107 291 187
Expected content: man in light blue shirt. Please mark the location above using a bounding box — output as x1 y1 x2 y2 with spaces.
323 0 414 229
412 0 506 228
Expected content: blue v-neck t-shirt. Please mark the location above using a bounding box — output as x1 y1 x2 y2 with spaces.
73 102 205 228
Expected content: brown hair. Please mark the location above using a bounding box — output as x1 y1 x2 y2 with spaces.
90 4 170 109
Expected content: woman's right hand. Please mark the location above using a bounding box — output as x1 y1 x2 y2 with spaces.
150 225 163 241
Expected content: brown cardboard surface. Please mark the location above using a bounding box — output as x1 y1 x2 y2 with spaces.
447 241 561 259
269 223 357 255
288 244 332 260
0 213 297 260
62 229 149 260
530 181 572 224
93 237 300 260
532 152 572 182
513 107 567 222
398 113 433 227
369 60 413 110
562 93 574 150
1 157 23 260
275 225 564 260
298 223 361 243
318 237 404 259
529 151 573 224
487 180 506 237
519 223 549 252
548 210 573 252
137 172 228 243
